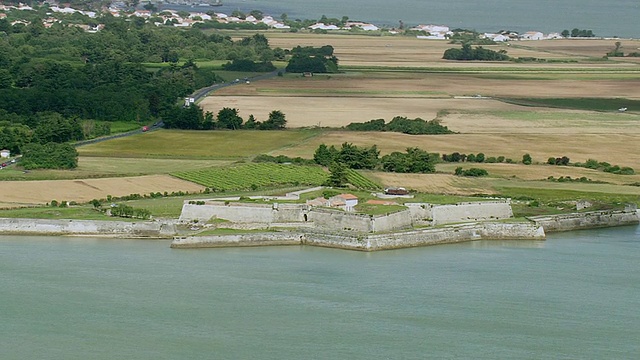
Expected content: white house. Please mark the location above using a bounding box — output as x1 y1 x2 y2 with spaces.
309 23 340 30
521 31 544 40
344 21 379 31
1 149 10 158
484 33 510 42
334 194 359 212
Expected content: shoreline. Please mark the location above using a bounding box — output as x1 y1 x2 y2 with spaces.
1 209 637 251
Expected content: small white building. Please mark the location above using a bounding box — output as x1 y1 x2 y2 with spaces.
1 149 10 158
335 194 359 212
521 31 544 40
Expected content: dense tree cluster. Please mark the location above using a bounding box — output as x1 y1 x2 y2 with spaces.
574 159 635 175
547 156 571 166
162 106 287 130
314 143 438 174
443 43 509 61
344 116 454 135
285 45 339 73
454 167 488 177
0 14 290 168
561 28 595 38
442 152 511 164
20 142 78 169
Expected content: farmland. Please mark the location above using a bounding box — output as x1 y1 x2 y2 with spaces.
2 34 640 213
172 163 328 191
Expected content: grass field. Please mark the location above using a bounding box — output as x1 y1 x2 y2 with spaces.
77 129 322 159
173 163 328 191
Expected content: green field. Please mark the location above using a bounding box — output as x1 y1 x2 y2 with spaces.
173 163 329 191
77 129 323 159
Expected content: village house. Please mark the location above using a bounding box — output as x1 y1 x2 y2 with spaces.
332 194 359 212
521 31 544 40
309 23 340 30
483 33 510 42
344 21 379 31
412 24 452 39
1 149 10 158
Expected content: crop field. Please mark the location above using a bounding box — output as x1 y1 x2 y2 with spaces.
77 129 322 159
266 34 640 68
172 163 328 191
0 175 205 208
345 169 382 190
0 158 233 181
275 131 640 173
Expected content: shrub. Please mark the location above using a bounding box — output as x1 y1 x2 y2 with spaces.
455 167 488 177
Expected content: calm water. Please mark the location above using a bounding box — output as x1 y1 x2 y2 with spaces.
184 0 639 37
1 226 639 359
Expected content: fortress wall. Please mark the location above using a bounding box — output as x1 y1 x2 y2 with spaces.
0 218 175 237
406 203 434 226
171 232 302 248
273 204 308 223
371 210 412 232
180 203 275 223
529 210 640 232
179 202 307 223
430 201 513 225
308 208 372 232
363 222 545 251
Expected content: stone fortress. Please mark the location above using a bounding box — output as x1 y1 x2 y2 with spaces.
172 191 639 251
178 197 515 233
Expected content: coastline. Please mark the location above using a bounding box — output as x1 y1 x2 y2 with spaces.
2 209 636 251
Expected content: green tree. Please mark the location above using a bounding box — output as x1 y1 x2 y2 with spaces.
216 107 243 129
313 143 338 166
259 110 287 130
522 153 533 165
325 161 348 187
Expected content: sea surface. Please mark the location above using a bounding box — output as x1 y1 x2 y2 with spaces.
1 225 639 359
172 0 639 38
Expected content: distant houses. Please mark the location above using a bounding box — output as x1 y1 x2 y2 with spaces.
0 4 584 39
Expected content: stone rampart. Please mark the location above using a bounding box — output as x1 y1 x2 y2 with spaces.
429 201 513 225
172 222 545 251
371 210 412 232
406 201 513 226
0 218 176 237
529 210 640 232
179 202 308 223
171 232 302 248
406 203 434 226
309 208 372 232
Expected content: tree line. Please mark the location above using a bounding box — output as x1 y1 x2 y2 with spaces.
162 106 287 130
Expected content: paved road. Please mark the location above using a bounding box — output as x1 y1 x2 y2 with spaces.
72 68 284 148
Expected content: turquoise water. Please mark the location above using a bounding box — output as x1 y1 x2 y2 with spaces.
190 0 639 37
1 226 639 359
